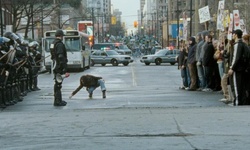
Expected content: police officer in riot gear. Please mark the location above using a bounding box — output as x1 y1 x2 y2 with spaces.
0 37 11 108
51 29 68 106
28 41 41 91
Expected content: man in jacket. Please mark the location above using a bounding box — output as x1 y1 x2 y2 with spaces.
203 35 216 92
186 36 197 91
228 29 247 105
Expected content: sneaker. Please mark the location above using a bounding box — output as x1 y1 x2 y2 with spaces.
179 86 185 90
202 88 213 92
102 90 106 98
196 88 203 91
219 98 228 102
227 102 234 106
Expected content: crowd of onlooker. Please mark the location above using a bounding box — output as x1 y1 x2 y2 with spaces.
177 29 250 106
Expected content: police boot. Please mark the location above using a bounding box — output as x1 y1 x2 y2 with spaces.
0 87 6 108
33 77 40 91
6 85 14 105
89 92 93 98
53 83 66 106
15 85 23 102
3 87 10 106
10 83 17 104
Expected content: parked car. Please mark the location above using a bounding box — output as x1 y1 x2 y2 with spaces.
91 50 132 66
140 49 179 65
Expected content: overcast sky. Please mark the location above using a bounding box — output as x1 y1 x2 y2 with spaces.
111 0 140 31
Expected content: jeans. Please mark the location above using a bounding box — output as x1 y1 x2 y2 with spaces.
204 66 213 89
87 79 106 94
186 65 191 87
181 67 188 87
217 61 224 79
196 64 205 89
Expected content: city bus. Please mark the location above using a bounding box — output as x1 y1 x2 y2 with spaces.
42 30 91 72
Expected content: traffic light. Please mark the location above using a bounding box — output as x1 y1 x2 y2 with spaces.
133 21 138 28
88 36 94 47
111 16 116 25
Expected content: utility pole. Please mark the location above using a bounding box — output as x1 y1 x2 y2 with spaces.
41 0 44 38
166 5 169 46
177 0 179 49
31 3 34 39
58 0 61 28
92 7 95 45
190 0 192 36
194 0 199 35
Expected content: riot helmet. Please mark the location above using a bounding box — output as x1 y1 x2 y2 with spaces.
28 41 39 49
0 37 10 45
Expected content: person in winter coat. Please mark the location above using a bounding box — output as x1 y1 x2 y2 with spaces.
186 36 197 91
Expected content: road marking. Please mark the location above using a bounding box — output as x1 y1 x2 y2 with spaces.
131 63 137 86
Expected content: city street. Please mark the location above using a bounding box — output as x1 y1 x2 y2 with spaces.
1 59 250 150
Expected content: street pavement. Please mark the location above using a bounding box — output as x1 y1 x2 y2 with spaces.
1 59 250 150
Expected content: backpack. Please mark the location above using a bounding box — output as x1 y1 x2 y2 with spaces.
50 40 62 60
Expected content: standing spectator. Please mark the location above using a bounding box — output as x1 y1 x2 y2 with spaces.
228 29 247 105
202 35 216 92
178 41 188 89
186 37 197 91
212 40 222 91
220 39 235 103
196 31 205 90
214 39 225 79
242 34 250 105
198 31 210 89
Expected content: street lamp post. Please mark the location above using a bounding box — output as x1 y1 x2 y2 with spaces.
190 0 192 37
166 5 169 46
91 7 95 45
95 1 101 43
177 0 180 49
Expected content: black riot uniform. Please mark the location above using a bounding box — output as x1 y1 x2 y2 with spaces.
28 41 41 91
0 37 11 108
51 29 68 106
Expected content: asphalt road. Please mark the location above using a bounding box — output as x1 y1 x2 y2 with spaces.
1 59 250 150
